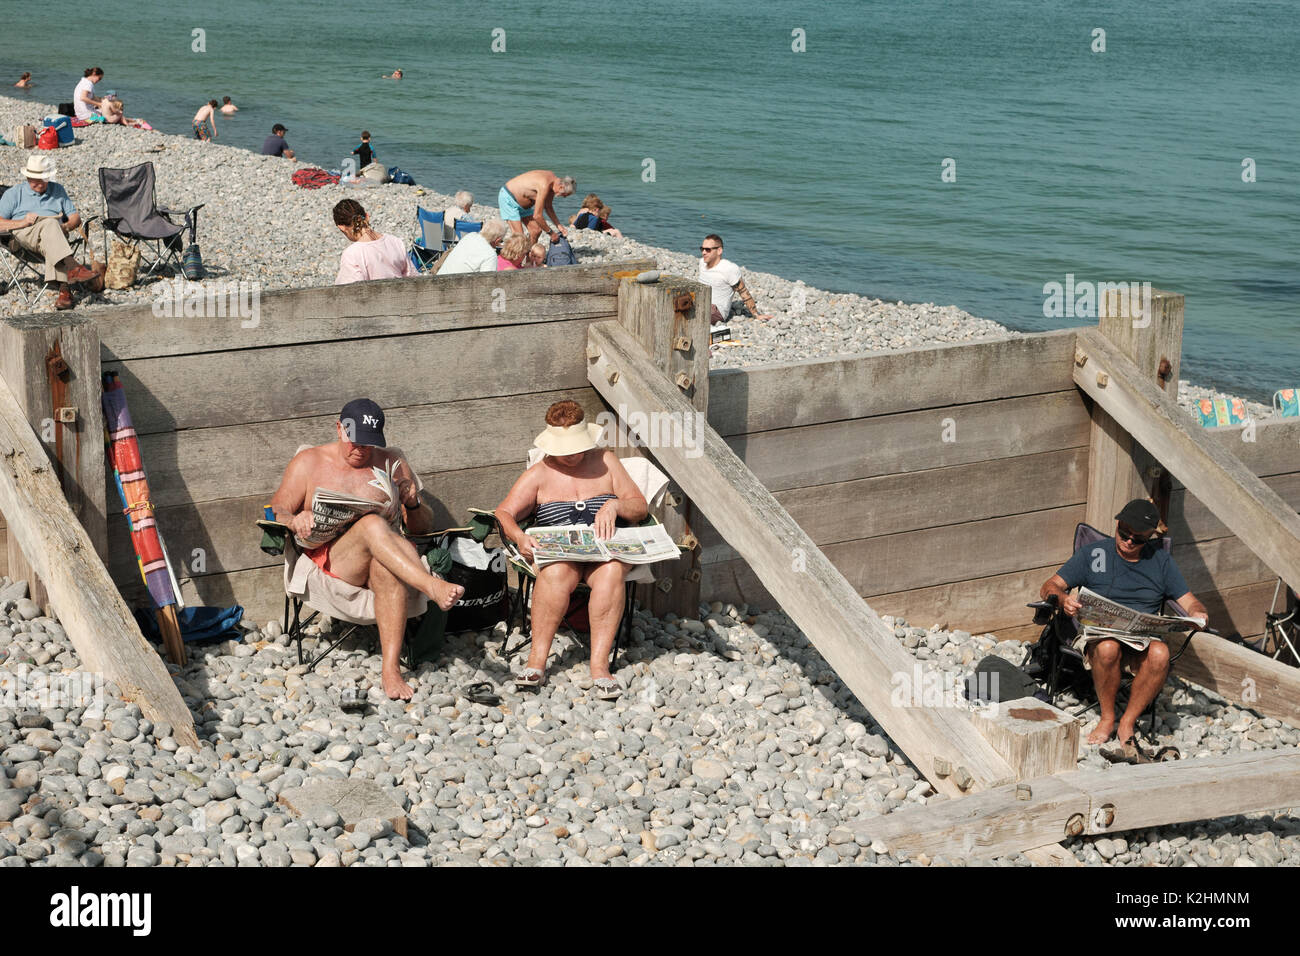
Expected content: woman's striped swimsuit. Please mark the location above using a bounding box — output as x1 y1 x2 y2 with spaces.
533 494 616 527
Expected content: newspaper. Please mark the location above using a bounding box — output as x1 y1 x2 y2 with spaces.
526 524 681 568
1076 586 1202 637
296 488 390 549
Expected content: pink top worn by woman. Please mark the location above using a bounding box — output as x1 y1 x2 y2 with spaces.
335 233 414 284
496 255 519 271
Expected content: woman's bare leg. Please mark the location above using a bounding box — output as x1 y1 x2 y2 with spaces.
526 561 581 673
582 560 627 680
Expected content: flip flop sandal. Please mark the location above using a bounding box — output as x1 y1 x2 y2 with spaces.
592 677 623 701
514 667 544 690
462 682 500 706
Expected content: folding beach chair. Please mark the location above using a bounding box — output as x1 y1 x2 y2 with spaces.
0 183 99 307
98 162 203 281
486 454 671 671
453 219 483 241
1024 521 1204 735
1264 581 1298 666
410 206 445 272
256 512 479 672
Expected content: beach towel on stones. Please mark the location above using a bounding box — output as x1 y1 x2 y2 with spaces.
290 167 340 189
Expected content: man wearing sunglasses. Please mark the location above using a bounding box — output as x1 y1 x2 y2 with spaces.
1039 498 1209 746
699 234 772 325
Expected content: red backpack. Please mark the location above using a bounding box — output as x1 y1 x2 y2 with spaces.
37 126 59 150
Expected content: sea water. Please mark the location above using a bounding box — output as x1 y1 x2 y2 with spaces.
4 0 1297 399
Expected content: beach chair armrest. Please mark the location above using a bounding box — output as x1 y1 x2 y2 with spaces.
257 518 289 556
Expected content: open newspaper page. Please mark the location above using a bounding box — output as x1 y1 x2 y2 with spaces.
1076 586 1201 636
296 489 387 549
529 524 681 568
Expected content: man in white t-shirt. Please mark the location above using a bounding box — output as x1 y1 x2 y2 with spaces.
436 219 506 275
698 234 771 325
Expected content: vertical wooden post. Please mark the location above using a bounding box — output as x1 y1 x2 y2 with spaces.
1084 288 1184 530
0 315 109 610
614 276 710 619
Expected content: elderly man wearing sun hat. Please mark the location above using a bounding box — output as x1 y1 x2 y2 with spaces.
0 154 102 310
493 400 648 699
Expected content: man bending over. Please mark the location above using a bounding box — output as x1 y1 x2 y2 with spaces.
499 169 575 242
270 398 463 700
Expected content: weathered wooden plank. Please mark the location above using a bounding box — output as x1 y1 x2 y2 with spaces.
1195 419 1300 479
866 566 1063 637
698 447 1088 559
106 461 523 584
1076 327 1300 594
106 318 605 436
615 276 710 618
588 320 1016 797
132 387 606 509
1084 290 1184 530
850 750 1300 860
725 390 1090 494
1173 632 1300 725
0 373 197 748
1198 579 1285 641
97 259 655 361
970 697 1080 779
706 505 1085 600
1173 534 1276 596
1169 473 1300 544
707 329 1078 437
0 316 110 608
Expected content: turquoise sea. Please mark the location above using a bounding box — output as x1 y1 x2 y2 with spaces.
5 0 1298 400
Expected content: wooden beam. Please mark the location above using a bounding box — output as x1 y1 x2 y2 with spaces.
586 320 1015 797
614 276 710 619
1173 631 1300 725
1074 327 1300 594
970 697 1080 779
0 374 197 748
849 749 1300 861
1084 289 1184 530
0 316 109 610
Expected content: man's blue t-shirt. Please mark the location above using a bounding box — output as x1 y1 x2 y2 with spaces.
1056 538 1189 615
0 181 76 221
262 134 289 157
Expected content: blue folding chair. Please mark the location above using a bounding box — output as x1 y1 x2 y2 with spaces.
411 207 445 272
454 219 483 240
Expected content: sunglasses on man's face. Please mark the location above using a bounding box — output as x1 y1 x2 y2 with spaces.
1117 525 1154 544
701 246 719 252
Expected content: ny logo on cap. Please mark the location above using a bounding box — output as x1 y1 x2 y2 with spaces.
363 415 379 426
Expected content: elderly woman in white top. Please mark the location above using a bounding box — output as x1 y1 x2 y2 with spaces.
333 199 414 284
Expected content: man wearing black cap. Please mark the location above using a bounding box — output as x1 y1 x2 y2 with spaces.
269 398 462 700
1039 498 1209 747
261 124 295 160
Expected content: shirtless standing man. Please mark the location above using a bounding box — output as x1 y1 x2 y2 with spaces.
270 398 463 700
499 170 575 242
192 99 219 140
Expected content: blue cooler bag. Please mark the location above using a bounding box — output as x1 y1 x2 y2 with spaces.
44 116 74 145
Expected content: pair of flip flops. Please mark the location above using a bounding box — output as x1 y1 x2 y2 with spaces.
512 668 623 700
462 682 501 706
1101 736 1181 765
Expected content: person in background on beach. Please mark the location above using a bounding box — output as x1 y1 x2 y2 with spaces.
568 193 601 227
494 400 647 698
444 190 474 234
14 72 32 89
1038 498 1210 750
499 170 575 242
699 233 771 324
333 199 414 284
262 124 295 160
220 96 238 114
0 155 103 310
497 233 530 271
352 131 376 169
269 398 463 700
382 69 403 79
192 100 219 141
73 68 122 125
437 219 507 275
588 205 624 238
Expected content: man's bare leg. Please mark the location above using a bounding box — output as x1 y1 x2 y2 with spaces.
329 514 462 608
369 557 413 700
1117 640 1170 743
506 219 525 236
1086 639 1122 744
523 216 543 244
582 560 627 681
526 561 580 675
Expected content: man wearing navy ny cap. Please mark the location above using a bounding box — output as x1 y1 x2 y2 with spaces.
270 398 462 700
1039 498 1209 747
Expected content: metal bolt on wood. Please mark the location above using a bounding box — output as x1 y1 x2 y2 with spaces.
585 343 601 360
1094 803 1116 828
606 369 620 385
674 372 693 390
1096 371 1109 388
1015 784 1032 801
1065 813 1085 837
673 336 692 352
933 758 952 778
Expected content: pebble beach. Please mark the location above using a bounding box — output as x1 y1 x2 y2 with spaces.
1 95 1296 868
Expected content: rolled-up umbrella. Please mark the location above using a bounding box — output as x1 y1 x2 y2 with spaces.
102 371 185 666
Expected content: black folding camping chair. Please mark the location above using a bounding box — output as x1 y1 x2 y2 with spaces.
98 163 203 281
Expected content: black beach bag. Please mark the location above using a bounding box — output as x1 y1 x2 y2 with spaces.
58 102 76 117
965 655 1049 703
